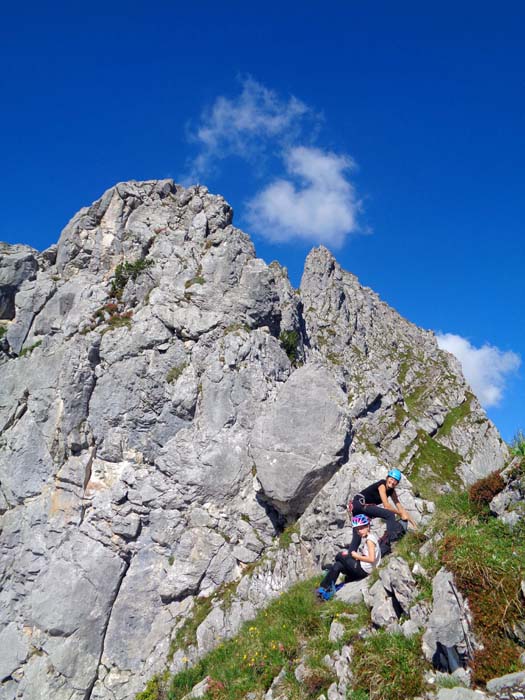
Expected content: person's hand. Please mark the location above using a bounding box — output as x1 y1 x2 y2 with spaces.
351 551 359 559
340 549 348 556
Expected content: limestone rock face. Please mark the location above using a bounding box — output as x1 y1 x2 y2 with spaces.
0 179 507 699
0 243 38 320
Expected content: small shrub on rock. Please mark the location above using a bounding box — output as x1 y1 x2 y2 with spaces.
279 330 300 364
468 471 505 509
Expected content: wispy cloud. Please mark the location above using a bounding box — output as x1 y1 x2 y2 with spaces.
186 77 313 180
246 146 361 247
436 332 521 407
184 78 363 247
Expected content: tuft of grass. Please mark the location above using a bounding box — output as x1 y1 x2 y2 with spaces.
224 322 251 335
279 330 300 364
510 429 525 457
135 672 170 700
436 394 473 438
352 631 427 700
184 275 205 289
0 325 6 339
277 522 300 549
167 363 187 384
111 258 153 299
19 340 42 357
169 596 214 660
102 311 133 333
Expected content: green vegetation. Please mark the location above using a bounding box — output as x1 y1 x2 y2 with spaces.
436 394 473 438
111 258 154 299
408 431 462 499
167 363 187 384
139 580 374 700
326 352 342 365
404 385 428 416
224 322 251 335
277 522 300 549
279 330 300 364
185 275 205 288
352 631 426 700
103 311 133 333
19 340 42 357
435 486 525 685
169 596 215 660
510 429 525 457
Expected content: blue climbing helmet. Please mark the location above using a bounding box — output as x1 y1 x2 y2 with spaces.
351 514 370 528
387 468 402 483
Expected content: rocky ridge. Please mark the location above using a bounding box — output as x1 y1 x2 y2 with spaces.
0 179 509 700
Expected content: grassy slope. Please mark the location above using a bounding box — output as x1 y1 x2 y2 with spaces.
137 462 525 700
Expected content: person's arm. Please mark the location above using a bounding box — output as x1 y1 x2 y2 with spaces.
391 490 418 529
351 538 375 563
378 483 400 513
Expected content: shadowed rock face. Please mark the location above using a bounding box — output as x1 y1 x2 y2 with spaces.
0 180 507 699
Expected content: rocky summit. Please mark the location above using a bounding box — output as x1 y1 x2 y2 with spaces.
0 180 509 700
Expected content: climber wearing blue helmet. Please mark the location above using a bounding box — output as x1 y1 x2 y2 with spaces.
349 468 417 549
316 514 380 600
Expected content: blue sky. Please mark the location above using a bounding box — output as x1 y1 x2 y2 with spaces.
1 1 523 441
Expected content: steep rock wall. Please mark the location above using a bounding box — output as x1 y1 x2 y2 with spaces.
0 180 507 700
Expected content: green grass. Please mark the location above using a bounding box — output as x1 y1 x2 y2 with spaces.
436 394 473 438
408 431 462 499
404 385 428 416
352 631 427 700
279 330 300 364
19 340 42 357
167 363 187 384
103 312 133 332
510 429 525 457
0 325 6 339
184 275 205 288
139 579 372 700
277 522 300 548
433 487 525 685
111 258 154 298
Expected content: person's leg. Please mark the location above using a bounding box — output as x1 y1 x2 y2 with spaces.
363 504 397 538
340 555 368 582
320 560 344 590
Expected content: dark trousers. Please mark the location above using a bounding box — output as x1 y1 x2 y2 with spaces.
352 497 397 539
320 551 368 589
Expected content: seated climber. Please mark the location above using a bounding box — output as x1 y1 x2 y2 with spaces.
316 514 380 601
349 468 417 551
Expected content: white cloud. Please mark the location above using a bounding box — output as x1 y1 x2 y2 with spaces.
436 332 521 407
186 77 312 179
246 146 361 247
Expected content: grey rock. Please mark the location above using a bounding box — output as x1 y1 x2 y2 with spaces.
328 620 345 642
182 676 210 699
422 568 479 663
335 578 368 604
0 622 30 680
486 670 525 692
159 528 227 602
436 689 487 700
378 556 418 614
251 364 349 516
0 243 38 320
